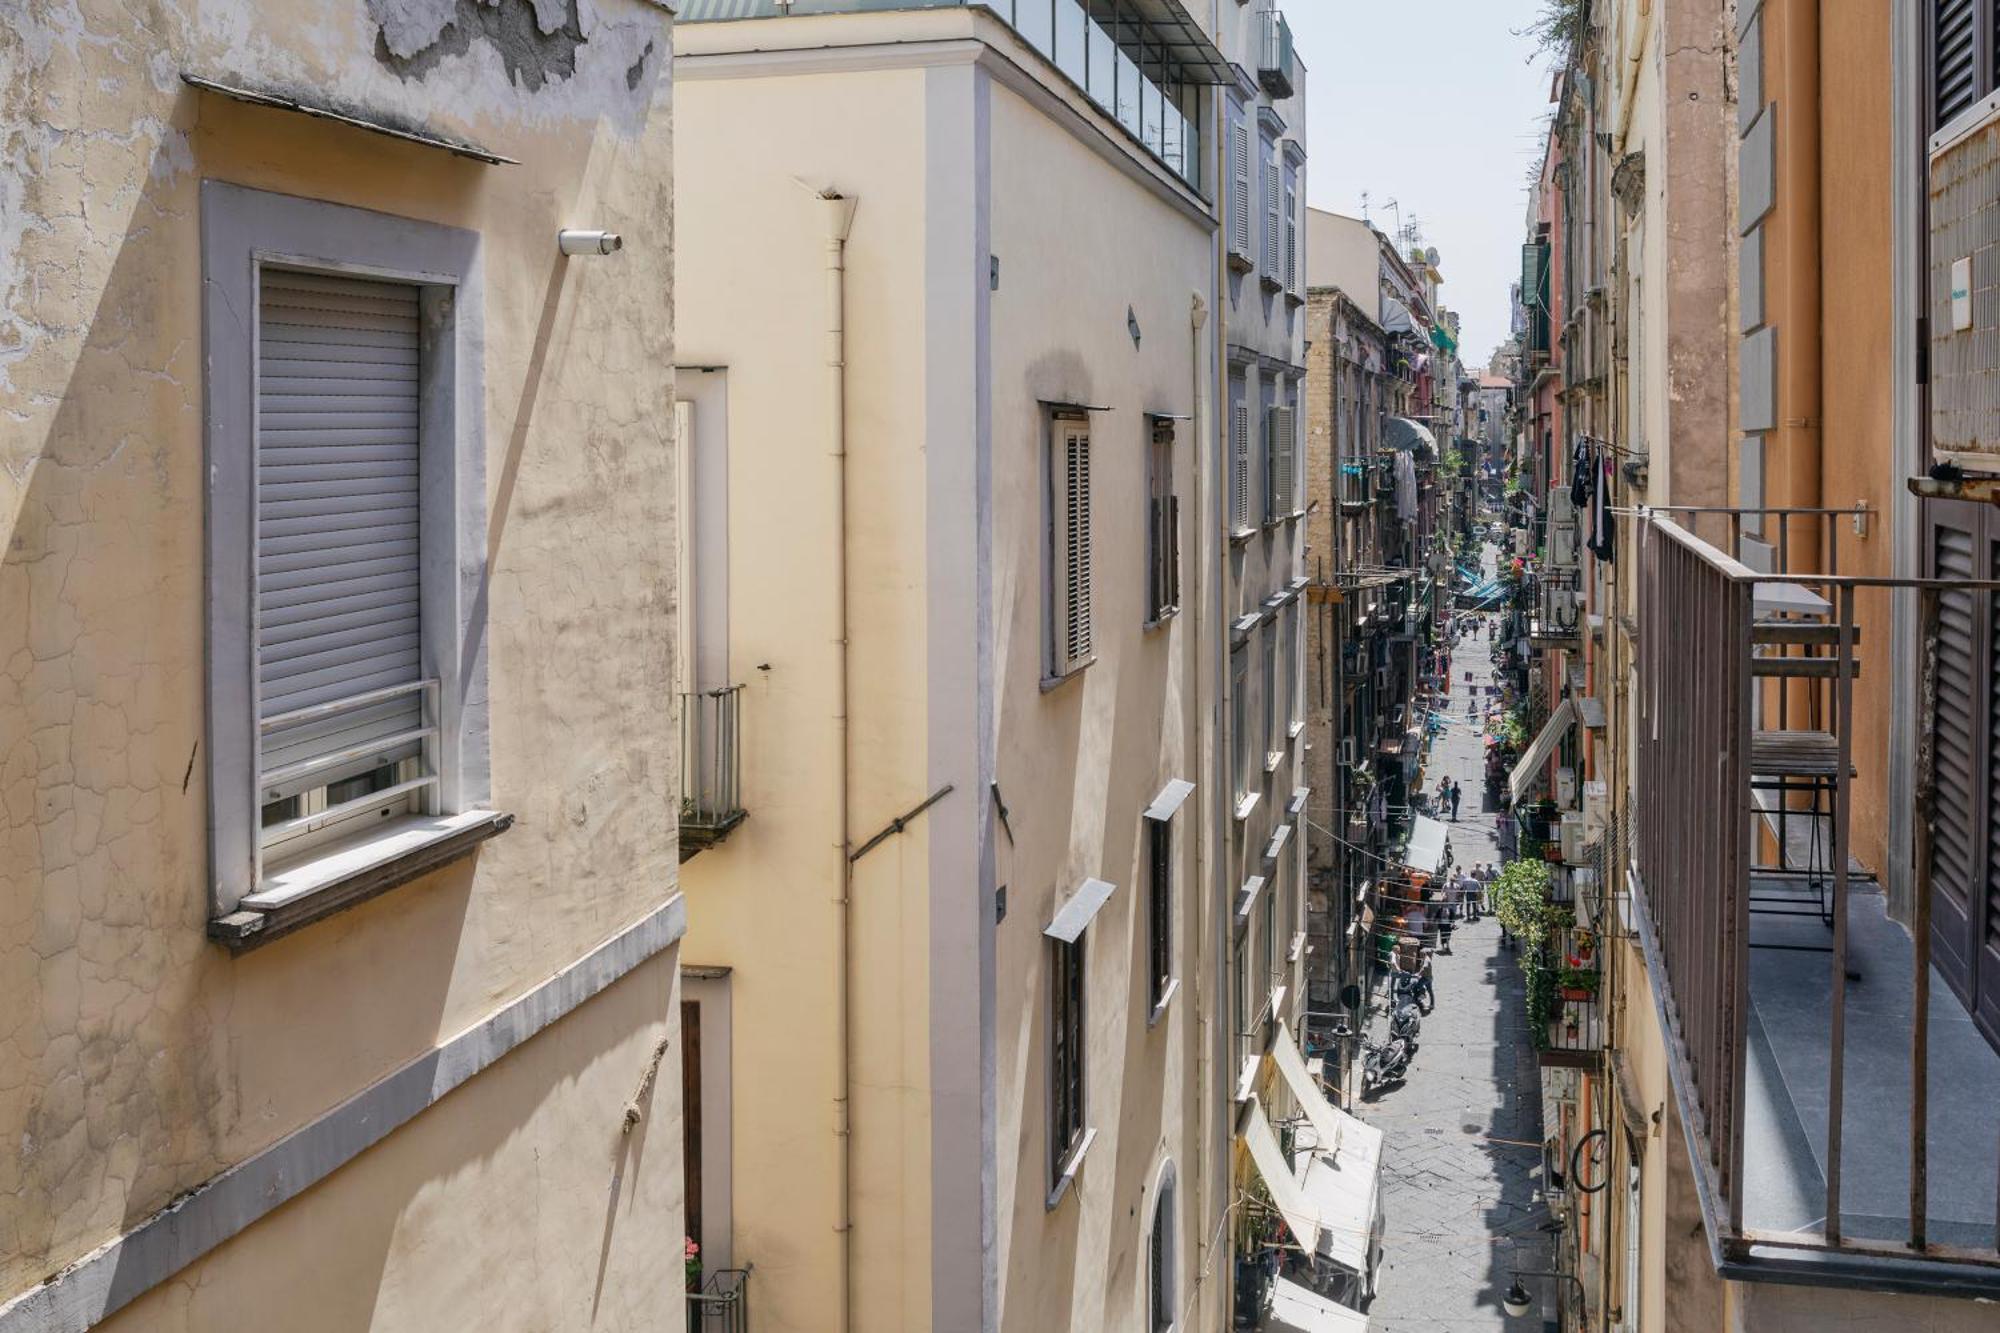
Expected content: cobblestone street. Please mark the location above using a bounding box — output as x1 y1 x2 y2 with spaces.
1362 596 1555 1331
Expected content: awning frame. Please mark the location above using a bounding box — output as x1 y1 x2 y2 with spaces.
1508 699 1577 805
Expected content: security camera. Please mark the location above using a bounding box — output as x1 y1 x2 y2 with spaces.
558 229 623 257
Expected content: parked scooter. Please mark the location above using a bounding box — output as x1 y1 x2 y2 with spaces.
1391 952 1435 1013
1389 998 1423 1046
1362 1034 1412 1092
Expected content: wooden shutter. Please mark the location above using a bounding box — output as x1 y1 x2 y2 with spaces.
1232 402 1251 531
257 269 425 801
1230 121 1252 255
1284 181 1298 291
1061 420 1093 669
1265 161 1282 272
1275 405 1296 513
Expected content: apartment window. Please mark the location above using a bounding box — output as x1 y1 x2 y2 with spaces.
1262 636 1278 765
1150 1166 1178 1332
1147 419 1181 621
1263 156 1282 278
1050 934 1087 1188
1231 646 1251 804
1230 383 1252 534
1233 930 1251 1050
1228 113 1253 263
201 182 493 937
1283 177 1298 293
1049 412 1094 678
1147 818 1173 1008
1257 880 1276 1014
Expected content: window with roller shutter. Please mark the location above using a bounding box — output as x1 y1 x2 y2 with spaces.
199 181 496 936
257 270 434 858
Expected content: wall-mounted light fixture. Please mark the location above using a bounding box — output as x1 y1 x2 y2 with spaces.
558 229 623 257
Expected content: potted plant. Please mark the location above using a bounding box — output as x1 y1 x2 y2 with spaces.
1557 966 1600 1002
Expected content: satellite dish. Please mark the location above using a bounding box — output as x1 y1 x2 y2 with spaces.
1425 246 1441 267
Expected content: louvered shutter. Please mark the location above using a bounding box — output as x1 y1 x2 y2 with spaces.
1062 421 1093 669
1265 162 1282 272
1932 518 1980 991
1937 0 1978 127
1230 122 1252 255
1270 405 1295 513
1232 403 1251 531
1283 182 1298 291
257 269 425 802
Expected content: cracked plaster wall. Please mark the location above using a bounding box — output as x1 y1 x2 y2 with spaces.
0 0 682 1321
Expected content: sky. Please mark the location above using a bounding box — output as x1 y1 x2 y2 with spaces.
1286 0 1558 371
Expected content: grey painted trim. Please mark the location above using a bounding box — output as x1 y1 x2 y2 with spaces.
1737 14 1763 137
0 895 687 1333
1888 0 1920 909
1741 326 1778 433
925 58 998 1333
200 180 489 916
1740 226 1765 333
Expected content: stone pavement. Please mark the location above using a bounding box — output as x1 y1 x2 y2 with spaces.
1359 589 1556 1331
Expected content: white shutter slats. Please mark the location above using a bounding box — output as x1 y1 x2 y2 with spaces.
257 269 425 801
1265 162 1281 271
1232 403 1251 532
1063 422 1093 668
1230 122 1252 256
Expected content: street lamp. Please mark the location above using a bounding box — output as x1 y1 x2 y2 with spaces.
1501 1269 1587 1319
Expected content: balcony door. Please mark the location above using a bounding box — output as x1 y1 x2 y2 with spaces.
1924 500 2000 1049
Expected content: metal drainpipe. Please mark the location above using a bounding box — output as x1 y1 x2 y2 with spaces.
820 188 859 1333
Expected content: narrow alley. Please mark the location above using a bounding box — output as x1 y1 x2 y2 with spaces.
1361 557 1554 1332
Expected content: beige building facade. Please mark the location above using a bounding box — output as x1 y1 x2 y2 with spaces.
1 2 686 1330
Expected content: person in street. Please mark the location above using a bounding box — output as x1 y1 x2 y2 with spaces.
1458 866 1482 922
1448 779 1462 821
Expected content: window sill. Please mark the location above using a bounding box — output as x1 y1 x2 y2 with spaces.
1227 250 1254 275
1040 658 1096 694
1288 720 1306 741
1284 291 1305 310
1259 275 1284 295
210 810 513 952
1142 606 1180 632
1288 931 1307 964
1046 1126 1098 1211
1148 977 1180 1029
1264 750 1284 774
1233 791 1261 822
1229 525 1256 547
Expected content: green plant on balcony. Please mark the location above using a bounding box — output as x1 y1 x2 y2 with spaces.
1556 965 1600 1001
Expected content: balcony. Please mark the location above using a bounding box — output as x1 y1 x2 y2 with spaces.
1631 509 2000 1292
687 1266 751 1332
1258 5 1296 99
681 685 747 859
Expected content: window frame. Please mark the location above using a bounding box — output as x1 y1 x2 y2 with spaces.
1046 410 1095 682
201 181 493 926
1146 815 1174 1015
1145 417 1181 624
1048 931 1089 1198
1149 1161 1179 1332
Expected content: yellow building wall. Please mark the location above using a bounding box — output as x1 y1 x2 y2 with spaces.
2 1 684 1325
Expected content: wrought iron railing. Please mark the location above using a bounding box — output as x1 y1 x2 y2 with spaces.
1633 509 2000 1279
687 1266 751 1333
681 685 747 855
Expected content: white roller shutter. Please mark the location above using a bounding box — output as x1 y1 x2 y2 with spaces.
257 268 425 803
1230 121 1252 257
1060 418 1093 671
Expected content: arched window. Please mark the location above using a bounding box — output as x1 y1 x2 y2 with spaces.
1149 1162 1178 1332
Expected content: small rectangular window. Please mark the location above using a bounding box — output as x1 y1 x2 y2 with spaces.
1049 413 1093 677
1231 647 1251 802
1229 118 1253 259
1147 420 1180 621
1050 934 1087 1185
1264 159 1281 274
1258 874 1276 1013
1262 637 1278 763
1231 398 1252 533
1147 818 1172 1007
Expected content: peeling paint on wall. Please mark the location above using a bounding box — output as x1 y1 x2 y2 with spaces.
370 0 587 93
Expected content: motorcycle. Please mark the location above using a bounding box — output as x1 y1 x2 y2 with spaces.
1389 998 1422 1045
1391 954 1436 1013
1362 1034 1412 1092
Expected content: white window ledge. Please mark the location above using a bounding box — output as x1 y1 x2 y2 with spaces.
1233 791 1261 822
1148 977 1181 1029
1040 657 1097 694
1288 719 1306 740
1288 931 1308 964
211 810 513 951
1046 1126 1098 1210
1264 750 1284 774
1233 1055 1261 1104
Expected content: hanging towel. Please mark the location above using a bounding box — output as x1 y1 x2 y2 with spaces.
1589 451 1617 562
1569 435 1592 508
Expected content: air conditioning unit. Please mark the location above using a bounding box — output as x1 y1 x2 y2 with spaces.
1931 96 2000 471
1583 779 1609 833
1560 813 1586 864
1555 766 1577 809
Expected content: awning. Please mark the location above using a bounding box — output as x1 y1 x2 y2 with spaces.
1508 699 1576 805
1383 416 1438 455
1241 1099 1322 1254
1381 297 1417 335
1273 1028 1384 1275
1144 778 1196 822
1403 816 1448 875
1266 1277 1370 1332
1430 322 1458 355
1578 696 1607 729
1045 877 1116 943
182 73 516 164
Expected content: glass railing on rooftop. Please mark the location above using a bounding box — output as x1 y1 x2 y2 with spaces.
679 0 1214 191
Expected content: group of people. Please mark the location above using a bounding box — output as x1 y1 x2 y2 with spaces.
1435 776 1464 821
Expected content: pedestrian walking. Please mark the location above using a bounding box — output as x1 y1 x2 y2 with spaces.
1448 779 1462 821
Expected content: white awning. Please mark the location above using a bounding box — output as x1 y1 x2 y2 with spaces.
1577 695 1607 730
1044 877 1116 943
1264 823 1294 861
1403 816 1448 875
1236 874 1268 921
1241 1100 1322 1254
1273 1027 1384 1276
1144 778 1196 822
1287 786 1311 816
1508 699 1576 805
1267 1277 1370 1332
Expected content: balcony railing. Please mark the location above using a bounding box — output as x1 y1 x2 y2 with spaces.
1632 509 2000 1290
681 685 747 857
687 1266 751 1333
1258 4 1295 98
